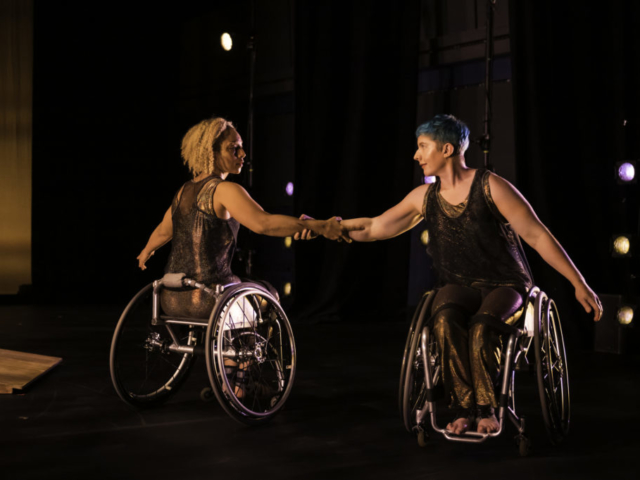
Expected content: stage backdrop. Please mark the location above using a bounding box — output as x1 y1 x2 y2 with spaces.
509 0 640 346
0 0 32 295
293 0 421 322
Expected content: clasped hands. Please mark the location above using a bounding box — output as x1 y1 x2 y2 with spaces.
296 214 355 243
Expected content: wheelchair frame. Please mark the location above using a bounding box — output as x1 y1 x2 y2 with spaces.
400 286 570 455
109 274 297 426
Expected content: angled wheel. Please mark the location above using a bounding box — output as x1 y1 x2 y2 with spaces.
401 293 439 432
399 292 434 412
205 283 296 426
402 325 440 432
110 283 197 407
534 292 570 444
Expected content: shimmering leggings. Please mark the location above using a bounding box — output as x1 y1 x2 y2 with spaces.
431 284 524 409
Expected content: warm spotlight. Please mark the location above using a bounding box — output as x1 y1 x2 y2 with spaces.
420 230 429 246
613 236 630 256
286 182 294 196
283 282 292 296
221 33 233 51
284 236 292 248
617 306 634 325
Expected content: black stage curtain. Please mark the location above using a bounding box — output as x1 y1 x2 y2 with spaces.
510 1 640 345
293 0 420 322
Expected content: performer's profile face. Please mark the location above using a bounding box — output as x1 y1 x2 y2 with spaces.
216 128 246 175
414 134 446 176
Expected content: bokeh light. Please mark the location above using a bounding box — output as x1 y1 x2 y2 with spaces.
286 182 294 196
617 306 634 325
613 236 630 255
284 237 292 248
221 33 233 51
283 282 292 296
618 162 635 182
420 230 429 246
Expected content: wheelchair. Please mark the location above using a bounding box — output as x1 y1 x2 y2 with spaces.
399 286 570 456
109 273 296 426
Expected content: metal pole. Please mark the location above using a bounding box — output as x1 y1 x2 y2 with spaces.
482 0 496 171
247 0 256 189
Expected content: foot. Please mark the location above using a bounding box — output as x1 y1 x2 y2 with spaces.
476 405 499 433
446 408 475 435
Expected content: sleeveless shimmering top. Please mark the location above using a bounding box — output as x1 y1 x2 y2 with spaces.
165 176 240 285
423 169 532 291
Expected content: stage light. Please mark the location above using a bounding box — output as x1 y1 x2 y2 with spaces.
424 176 436 184
283 282 292 296
221 33 233 51
420 230 429 246
617 306 634 325
618 162 635 182
286 182 294 196
284 236 292 248
613 236 630 256
616 160 636 183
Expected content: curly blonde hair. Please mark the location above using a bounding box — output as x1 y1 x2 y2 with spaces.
181 117 235 176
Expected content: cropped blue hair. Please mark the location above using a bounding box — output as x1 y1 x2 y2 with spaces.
415 114 470 155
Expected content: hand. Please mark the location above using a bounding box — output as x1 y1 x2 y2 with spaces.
137 249 154 270
574 281 603 321
294 214 318 241
322 216 352 243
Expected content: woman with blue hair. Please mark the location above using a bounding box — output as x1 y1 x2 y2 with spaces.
303 114 601 434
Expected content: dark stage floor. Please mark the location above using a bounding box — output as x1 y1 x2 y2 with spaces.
0 304 638 480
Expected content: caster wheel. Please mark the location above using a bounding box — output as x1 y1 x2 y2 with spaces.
417 430 429 447
200 387 215 402
517 436 532 457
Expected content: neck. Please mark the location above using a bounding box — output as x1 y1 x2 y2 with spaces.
437 157 471 189
194 171 227 182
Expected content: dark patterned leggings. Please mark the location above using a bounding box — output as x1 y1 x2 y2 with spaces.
430 284 524 409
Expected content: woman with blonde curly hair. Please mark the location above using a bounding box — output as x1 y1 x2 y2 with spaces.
137 117 348 318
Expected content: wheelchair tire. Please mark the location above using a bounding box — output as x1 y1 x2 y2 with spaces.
401 295 437 432
205 282 296 426
110 283 197 408
399 291 434 413
534 293 570 445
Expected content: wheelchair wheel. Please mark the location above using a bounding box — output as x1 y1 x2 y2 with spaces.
401 299 439 432
399 292 434 413
205 282 296 425
110 283 197 408
534 293 570 444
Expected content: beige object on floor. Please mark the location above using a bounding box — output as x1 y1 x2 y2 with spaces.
0 348 61 394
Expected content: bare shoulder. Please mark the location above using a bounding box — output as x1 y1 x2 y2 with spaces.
486 171 532 212
215 179 246 197
407 183 430 211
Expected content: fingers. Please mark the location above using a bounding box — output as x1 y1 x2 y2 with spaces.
294 229 317 241
589 296 603 322
579 298 592 315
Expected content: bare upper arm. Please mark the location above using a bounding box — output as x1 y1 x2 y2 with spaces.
488 173 546 244
158 206 173 236
214 181 268 232
371 184 428 239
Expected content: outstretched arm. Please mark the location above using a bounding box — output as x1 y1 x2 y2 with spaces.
489 174 603 321
340 185 428 242
216 182 349 241
138 207 173 270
